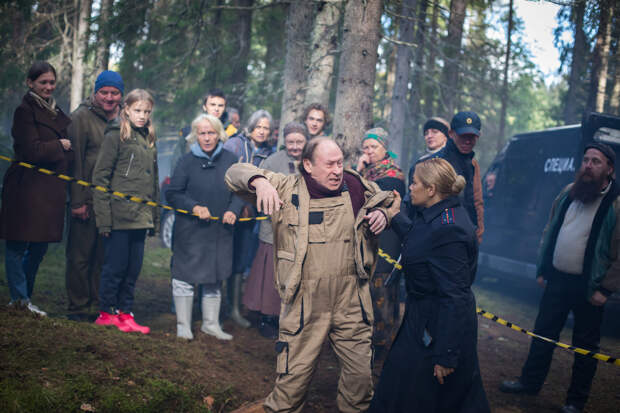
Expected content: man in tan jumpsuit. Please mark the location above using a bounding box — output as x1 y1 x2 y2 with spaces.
226 138 397 413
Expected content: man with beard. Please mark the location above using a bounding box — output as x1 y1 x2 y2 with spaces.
65 71 123 321
500 143 620 413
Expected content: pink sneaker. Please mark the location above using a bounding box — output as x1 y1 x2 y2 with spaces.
118 312 150 334
94 311 132 332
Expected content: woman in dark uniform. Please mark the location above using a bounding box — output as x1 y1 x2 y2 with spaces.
370 158 490 413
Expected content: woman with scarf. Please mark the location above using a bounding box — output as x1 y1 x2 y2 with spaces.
166 114 244 340
0 61 73 316
356 127 405 360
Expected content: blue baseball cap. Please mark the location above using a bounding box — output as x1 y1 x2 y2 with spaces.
451 111 481 136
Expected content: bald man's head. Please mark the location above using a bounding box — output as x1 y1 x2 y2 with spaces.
301 138 344 191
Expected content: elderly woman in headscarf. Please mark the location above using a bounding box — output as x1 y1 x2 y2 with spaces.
356 127 406 360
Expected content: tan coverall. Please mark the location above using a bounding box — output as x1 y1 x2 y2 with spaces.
225 163 394 413
265 191 374 413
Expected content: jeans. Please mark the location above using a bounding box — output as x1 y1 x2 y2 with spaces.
5 240 48 302
99 229 146 313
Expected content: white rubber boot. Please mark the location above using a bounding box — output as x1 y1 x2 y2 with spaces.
173 295 194 340
201 294 232 340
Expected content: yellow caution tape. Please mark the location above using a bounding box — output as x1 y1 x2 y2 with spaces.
0 154 267 222
377 248 403 270
477 308 620 366
3 154 620 366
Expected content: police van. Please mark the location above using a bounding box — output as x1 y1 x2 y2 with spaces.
479 112 620 284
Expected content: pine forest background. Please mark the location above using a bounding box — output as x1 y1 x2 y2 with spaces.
1 0 619 176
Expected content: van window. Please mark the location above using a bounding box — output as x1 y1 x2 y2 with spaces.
593 127 620 145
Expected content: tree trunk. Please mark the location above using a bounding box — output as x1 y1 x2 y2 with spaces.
95 0 112 72
498 0 514 151
440 0 468 118
279 0 315 143
305 0 342 108
423 0 439 118
383 44 397 121
208 0 224 87
333 0 383 164
606 14 619 114
609 48 620 114
389 0 416 160
256 4 287 116
563 0 587 123
228 0 255 114
587 0 613 113
70 0 93 111
407 0 428 162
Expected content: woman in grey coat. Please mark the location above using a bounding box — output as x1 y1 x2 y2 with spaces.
166 114 244 340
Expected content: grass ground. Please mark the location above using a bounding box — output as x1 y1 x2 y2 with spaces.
0 242 240 413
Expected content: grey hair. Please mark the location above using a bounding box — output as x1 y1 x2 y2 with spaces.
228 107 239 117
282 121 309 141
186 113 227 144
245 109 274 135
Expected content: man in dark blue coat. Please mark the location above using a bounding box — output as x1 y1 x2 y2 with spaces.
407 111 485 242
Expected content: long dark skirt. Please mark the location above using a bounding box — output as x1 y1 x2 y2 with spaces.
370 295 490 413
370 272 400 349
242 241 280 316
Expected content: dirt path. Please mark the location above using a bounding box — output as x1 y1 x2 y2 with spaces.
135 274 620 413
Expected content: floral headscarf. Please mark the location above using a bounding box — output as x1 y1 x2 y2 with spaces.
360 154 405 182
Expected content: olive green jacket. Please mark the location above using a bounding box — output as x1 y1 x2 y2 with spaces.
92 121 160 234
225 163 396 304
68 96 115 208
538 182 620 299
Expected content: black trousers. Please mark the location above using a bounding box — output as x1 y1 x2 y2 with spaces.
99 229 146 313
520 270 604 409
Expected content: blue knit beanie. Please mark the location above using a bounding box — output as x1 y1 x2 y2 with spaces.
95 71 124 94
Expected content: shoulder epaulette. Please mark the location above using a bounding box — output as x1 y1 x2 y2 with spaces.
441 208 455 225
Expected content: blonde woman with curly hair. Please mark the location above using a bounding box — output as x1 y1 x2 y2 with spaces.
371 158 490 413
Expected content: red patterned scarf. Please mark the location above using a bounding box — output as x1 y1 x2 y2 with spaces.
360 154 405 182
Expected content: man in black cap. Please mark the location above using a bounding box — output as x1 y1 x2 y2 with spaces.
500 142 620 413
415 111 484 242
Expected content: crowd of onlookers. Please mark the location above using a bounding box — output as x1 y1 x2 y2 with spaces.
0 58 485 351
4 60 614 413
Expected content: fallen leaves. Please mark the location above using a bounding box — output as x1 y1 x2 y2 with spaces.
80 403 96 412
203 395 215 408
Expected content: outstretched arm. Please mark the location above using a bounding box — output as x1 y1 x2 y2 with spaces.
225 163 288 215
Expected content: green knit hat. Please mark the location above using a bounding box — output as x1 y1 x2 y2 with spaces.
362 127 397 158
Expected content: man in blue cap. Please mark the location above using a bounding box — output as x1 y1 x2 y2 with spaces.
411 111 484 242
65 70 124 321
